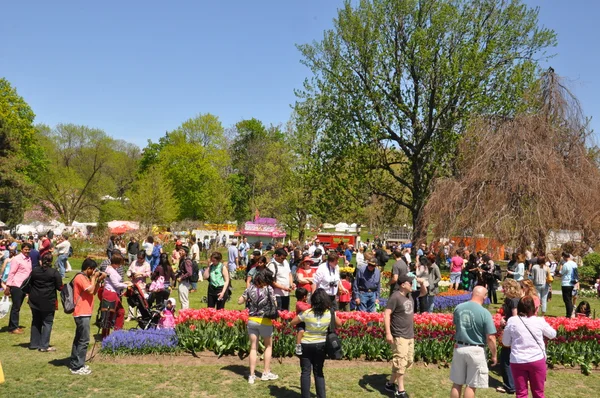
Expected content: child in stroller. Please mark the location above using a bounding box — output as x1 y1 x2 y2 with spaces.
125 283 169 330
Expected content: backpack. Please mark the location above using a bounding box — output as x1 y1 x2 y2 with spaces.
190 260 200 283
61 272 84 314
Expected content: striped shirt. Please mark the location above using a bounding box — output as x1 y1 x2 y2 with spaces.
297 309 332 344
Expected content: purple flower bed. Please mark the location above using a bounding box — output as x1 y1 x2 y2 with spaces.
378 293 489 312
101 328 179 355
434 293 490 311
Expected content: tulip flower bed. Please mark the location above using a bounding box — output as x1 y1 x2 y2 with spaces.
102 308 600 372
172 308 600 371
101 328 179 355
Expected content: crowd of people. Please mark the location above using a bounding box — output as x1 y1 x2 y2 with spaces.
1 232 597 397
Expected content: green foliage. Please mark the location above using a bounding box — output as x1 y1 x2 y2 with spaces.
35 123 118 223
128 165 179 229
138 113 231 222
581 253 600 281
296 0 557 242
0 79 47 225
229 118 288 222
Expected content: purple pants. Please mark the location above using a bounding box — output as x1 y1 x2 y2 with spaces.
510 358 547 398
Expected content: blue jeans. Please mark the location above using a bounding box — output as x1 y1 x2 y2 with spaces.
500 346 515 393
70 316 91 371
535 284 549 313
423 295 435 312
56 254 68 278
358 291 377 312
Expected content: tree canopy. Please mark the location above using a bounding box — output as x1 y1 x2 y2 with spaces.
295 0 557 244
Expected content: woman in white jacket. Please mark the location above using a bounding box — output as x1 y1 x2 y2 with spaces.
502 296 556 398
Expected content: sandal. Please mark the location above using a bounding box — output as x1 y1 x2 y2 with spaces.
39 347 57 352
496 387 507 393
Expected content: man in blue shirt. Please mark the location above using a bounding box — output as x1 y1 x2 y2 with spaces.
449 286 497 398
27 236 41 268
353 257 381 312
559 252 578 317
344 244 354 265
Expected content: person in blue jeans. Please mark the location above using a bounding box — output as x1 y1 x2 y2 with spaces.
353 257 381 312
559 252 578 318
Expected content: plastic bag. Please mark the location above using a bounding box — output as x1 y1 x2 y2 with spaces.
0 296 11 319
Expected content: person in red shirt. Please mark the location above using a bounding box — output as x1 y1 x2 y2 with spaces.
296 256 315 293
38 235 52 258
69 258 106 375
294 287 311 356
338 272 352 311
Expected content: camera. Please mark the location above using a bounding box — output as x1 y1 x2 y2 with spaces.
329 281 337 287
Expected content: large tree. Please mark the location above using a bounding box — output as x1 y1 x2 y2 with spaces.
0 79 45 225
141 113 232 222
36 124 116 224
295 0 557 243
229 119 289 222
128 166 179 230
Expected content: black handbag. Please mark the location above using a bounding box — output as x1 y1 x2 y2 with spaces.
325 308 343 360
262 287 279 319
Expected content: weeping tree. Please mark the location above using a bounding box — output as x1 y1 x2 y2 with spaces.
425 68 600 252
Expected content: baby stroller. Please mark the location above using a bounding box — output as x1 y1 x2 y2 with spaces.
125 284 168 330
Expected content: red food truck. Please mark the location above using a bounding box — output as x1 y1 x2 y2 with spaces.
316 233 357 250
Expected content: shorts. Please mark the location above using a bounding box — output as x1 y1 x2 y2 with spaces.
296 321 306 332
449 346 489 388
450 272 462 284
247 321 273 338
572 289 578 297
391 337 414 374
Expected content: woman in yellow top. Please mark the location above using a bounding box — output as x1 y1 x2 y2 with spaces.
238 269 278 384
291 288 342 398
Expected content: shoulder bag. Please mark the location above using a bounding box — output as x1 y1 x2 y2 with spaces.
325 308 343 360
262 287 279 319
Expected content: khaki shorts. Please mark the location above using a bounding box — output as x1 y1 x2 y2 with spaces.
449 346 489 389
391 337 414 374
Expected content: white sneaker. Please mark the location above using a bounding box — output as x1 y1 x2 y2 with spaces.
248 375 256 384
261 372 279 381
70 367 91 375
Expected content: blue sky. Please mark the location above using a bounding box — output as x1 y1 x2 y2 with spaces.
1 0 598 148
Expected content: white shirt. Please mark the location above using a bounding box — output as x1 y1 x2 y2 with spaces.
502 316 557 364
313 262 340 296
267 259 291 297
356 252 366 267
190 243 200 262
55 240 71 256
143 242 153 256
404 252 412 265
308 244 325 256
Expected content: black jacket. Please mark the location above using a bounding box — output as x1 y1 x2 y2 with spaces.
28 266 63 312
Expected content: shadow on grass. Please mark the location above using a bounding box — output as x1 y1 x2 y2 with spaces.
221 364 247 378
48 357 71 367
268 385 305 397
358 374 388 395
0 326 27 332
488 366 505 390
13 342 31 348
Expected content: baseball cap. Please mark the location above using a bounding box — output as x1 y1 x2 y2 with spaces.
397 275 414 286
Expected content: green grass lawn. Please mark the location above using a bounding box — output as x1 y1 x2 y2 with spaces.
1 258 599 397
